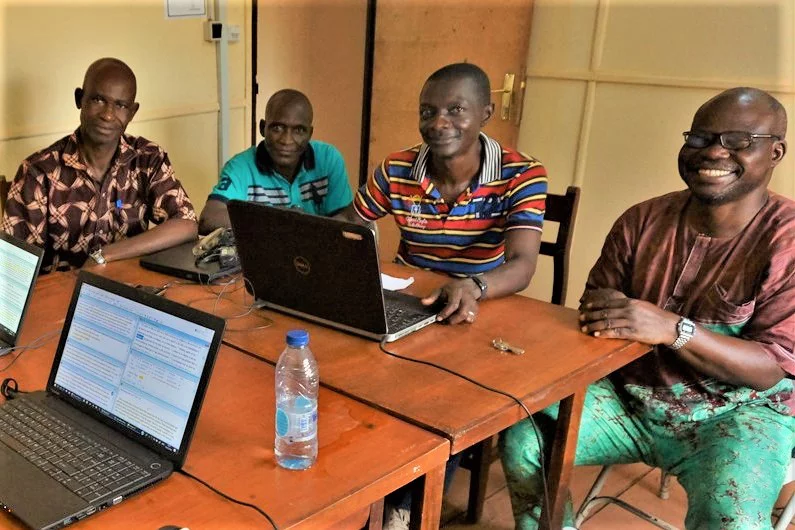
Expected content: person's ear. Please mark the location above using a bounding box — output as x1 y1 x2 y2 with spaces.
129 102 140 121
772 139 787 167
307 126 314 141
481 102 495 127
74 88 83 109
259 119 266 138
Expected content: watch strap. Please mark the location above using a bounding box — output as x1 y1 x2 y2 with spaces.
470 275 487 300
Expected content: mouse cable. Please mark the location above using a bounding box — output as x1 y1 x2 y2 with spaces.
177 468 279 529
378 338 553 530
0 328 63 373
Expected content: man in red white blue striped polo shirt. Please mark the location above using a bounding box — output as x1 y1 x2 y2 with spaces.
341 62 547 326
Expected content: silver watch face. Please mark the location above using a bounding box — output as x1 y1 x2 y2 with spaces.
679 319 696 335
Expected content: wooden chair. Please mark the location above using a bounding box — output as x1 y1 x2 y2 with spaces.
459 185 581 523
0 175 10 213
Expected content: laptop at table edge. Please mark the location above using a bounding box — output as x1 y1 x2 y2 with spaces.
0 271 226 529
0 232 44 350
226 201 438 342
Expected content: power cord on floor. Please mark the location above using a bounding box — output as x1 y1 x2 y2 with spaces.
379 338 553 530
178 468 279 529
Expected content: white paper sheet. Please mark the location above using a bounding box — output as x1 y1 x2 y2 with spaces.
381 273 414 291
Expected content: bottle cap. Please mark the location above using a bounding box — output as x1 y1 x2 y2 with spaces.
286 329 309 347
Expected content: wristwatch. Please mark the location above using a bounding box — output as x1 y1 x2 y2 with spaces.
669 317 696 350
470 275 488 300
89 248 107 265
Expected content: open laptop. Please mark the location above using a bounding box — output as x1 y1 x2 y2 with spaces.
139 240 240 284
0 232 44 353
0 271 225 529
227 200 438 342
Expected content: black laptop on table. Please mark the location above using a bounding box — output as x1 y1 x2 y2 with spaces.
0 232 44 353
139 240 238 284
0 271 225 529
227 200 438 343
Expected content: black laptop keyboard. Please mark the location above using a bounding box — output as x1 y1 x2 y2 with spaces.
0 400 150 503
385 303 432 331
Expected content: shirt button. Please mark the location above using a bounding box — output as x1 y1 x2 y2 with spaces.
99 230 104 235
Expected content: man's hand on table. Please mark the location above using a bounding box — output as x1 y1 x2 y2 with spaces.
578 288 678 345
422 278 481 325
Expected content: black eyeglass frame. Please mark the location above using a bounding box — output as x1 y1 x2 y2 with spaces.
682 130 782 151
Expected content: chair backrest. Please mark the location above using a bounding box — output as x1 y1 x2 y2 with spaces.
539 186 580 306
0 175 9 214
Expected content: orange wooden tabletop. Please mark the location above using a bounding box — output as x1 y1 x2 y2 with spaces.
89 260 650 454
0 270 450 530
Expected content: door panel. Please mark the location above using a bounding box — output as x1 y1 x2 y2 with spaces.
368 0 535 259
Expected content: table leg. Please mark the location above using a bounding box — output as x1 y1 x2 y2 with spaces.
368 498 385 530
409 462 445 530
541 389 586 530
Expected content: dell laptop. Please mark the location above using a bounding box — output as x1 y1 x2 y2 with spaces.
0 271 225 529
0 232 44 353
227 200 438 342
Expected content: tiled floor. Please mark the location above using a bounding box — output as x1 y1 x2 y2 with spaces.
440 460 689 529
440 459 795 529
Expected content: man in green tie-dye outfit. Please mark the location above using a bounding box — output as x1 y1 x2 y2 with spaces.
501 87 795 530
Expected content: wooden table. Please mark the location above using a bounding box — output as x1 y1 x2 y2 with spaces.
0 270 450 530
90 259 651 530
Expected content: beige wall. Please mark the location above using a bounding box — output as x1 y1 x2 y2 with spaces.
517 0 795 307
0 0 251 215
256 0 366 190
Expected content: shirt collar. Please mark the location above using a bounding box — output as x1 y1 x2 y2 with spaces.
410 132 502 188
63 128 136 170
254 140 316 176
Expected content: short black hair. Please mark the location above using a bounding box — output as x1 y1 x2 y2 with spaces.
265 89 313 123
700 87 787 138
425 63 491 106
83 58 137 99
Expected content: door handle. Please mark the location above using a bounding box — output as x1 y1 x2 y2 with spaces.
491 73 516 121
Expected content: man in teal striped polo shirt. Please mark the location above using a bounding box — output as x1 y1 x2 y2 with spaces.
199 89 353 233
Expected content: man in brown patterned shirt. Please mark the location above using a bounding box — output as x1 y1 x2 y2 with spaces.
1 58 197 274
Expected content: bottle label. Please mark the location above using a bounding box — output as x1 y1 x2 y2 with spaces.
275 400 317 442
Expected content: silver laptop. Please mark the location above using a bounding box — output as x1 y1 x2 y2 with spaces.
227 201 438 342
0 272 225 529
0 232 44 353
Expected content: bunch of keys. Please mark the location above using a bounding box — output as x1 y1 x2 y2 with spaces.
491 338 524 355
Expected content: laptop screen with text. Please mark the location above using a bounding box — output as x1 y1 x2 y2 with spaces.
51 283 217 455
0 234 42 344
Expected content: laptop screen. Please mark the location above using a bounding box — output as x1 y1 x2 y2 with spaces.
51 280 220 457
0 234 42 344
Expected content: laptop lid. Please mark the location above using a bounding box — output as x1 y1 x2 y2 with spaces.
0 232 44 349
46 271 226 468
139 241 232 284
227 201 391 336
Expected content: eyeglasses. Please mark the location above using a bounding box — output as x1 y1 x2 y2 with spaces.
682 131 781 150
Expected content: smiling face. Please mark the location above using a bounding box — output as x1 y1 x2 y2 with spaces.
418 76 493 161
75 61 139 148
678 93 786 206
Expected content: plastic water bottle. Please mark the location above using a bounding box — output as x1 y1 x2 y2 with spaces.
274 329 318 470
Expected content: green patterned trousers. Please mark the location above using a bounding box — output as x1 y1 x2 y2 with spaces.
499 378 795 530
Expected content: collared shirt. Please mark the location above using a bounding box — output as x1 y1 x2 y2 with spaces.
354 133 547 276
587 190 795 417
208 140 353 216
1 130 196 274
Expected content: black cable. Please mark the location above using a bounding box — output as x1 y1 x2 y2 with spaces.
378 338 554 530
1 377 27 399
177 468 278 529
